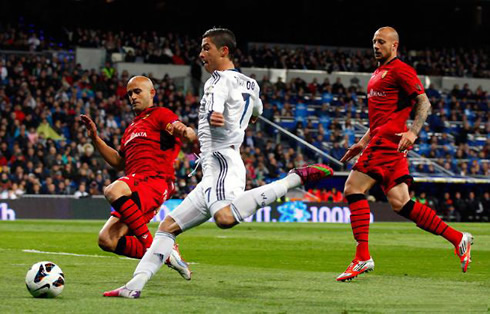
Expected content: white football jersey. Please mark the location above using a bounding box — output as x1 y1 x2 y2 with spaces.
198 69 263 154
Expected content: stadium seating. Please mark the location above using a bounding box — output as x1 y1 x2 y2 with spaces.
1 24 489 78
0 25 488 221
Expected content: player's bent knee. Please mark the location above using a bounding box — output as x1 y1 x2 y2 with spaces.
103 184 118 202
98 234 116 252
344 181 360 196
104 181 131 203
215 220 235 229
214 210 238 229
389 199 405 212
157 216 183 236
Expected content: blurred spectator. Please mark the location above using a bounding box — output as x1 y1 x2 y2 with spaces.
465 191 480 222
453 191 467 222
325 187 343 202
477 192 490 221
417 192 428 205
88 181 101 196
101 62 115 79
74 182 90 198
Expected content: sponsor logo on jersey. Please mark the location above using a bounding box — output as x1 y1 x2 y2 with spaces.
367 89 386 98
125 132 147 145
235 76 246 87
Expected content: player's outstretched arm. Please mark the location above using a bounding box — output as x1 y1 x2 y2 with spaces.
396 93 431 152
79 115 125 170
172 121 197 142
340 129 370 163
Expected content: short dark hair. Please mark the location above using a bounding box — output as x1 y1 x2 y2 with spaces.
202 27 236 59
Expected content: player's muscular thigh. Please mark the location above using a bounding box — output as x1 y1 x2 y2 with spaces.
104 180 132 203
344 171 376 195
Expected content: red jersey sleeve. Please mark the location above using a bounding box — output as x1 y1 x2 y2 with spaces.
154 107 179 134
395 64 425 98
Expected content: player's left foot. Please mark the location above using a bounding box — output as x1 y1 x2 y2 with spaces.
103 286 141 299
289 164 334 185
336 257 374 282
455 232 473 273
165 243 192 280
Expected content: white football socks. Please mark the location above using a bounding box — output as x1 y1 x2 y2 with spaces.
230 173 302 222
126 231 175 291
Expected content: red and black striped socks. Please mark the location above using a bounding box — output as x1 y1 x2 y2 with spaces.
346 194 371 261
398 200 462 247
115 236 145 259
112 196 153 250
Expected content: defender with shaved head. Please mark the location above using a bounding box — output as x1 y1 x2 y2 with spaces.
336 27 473 281
80 75 196 280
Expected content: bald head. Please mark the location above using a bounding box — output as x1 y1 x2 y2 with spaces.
127 75 154 89
126 75 155 114
376 27 399 42
372 26 399 65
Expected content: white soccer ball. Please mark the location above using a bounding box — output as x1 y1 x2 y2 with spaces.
25 261 65 298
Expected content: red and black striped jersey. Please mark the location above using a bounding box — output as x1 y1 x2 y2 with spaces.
119 106 182 177
367 58 425 140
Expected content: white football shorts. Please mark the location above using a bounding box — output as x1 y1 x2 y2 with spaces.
169 146 246 231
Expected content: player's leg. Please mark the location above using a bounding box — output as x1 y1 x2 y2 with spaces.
100 178 191 269
336 170 377 282
98 216 129 252
388 183 473 272
103 215 181 299
344 170 377 260
105 180 153 249
216 163 334 228
98 215 148 259
104 185 211 298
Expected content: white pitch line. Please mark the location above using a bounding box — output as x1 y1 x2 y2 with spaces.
22 249 199 264
23 249 111 258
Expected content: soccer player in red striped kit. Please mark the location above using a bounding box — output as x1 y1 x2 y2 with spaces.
336 27 473 281
80 76 195 280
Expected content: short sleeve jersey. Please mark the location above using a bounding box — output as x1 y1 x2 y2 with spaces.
198 69 263 154
119 106 182 177
366 58 425 139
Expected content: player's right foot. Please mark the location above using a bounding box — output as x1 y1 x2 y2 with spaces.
289 164 334 185
165 243 192 280
455 232 473 273
103 286 141 299
336 258 374 282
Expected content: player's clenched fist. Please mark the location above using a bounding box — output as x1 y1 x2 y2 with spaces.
80 114 98 139
209 112 225 127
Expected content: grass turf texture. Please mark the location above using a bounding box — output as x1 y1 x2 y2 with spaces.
0 220 488 313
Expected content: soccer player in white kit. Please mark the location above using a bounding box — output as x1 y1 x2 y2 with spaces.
104 28 334 299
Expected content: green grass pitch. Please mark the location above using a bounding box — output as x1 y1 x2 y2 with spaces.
0 220 488 313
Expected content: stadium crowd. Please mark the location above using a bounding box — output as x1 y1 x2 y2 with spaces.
255 73 489 177
0 24 488 220
409 190 490 222
1 24 489 78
